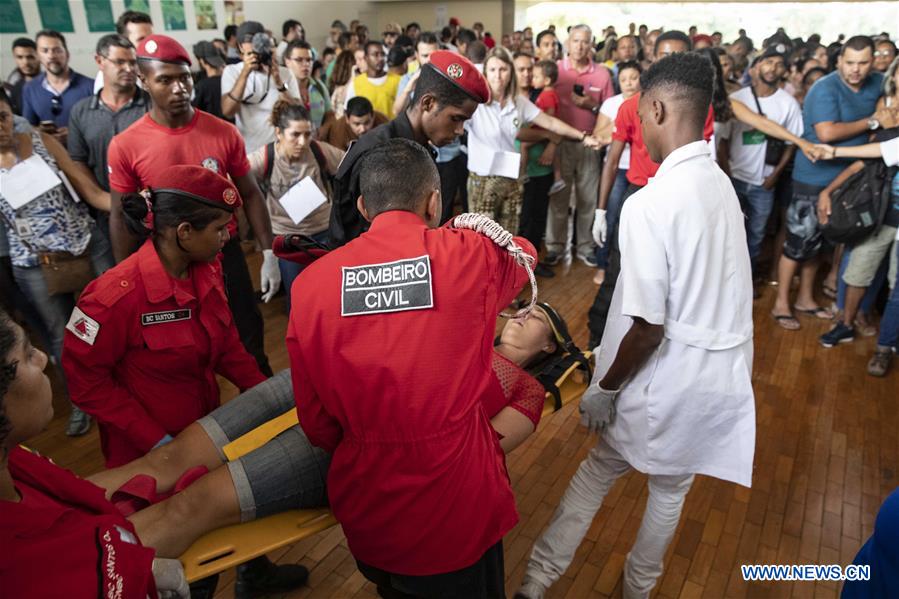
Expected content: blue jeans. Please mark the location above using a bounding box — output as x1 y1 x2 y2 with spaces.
836 248 886 315
11 226 114 364
278 230 329 313
596 169 629 269
732 178 775 272
877 244 899 349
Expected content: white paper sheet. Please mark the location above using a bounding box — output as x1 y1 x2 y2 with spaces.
0 154 62 209
278 177 327 225
469 143 521 179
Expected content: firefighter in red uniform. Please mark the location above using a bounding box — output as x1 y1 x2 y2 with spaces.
287 135 538 597
62 165 266 468
0 310 188 598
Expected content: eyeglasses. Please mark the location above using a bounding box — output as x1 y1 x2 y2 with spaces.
50 95 62 116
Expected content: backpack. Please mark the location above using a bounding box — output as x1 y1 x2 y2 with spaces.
259 140 334 200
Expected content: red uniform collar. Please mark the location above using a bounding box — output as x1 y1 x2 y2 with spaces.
136 239 220 305
366 210 429 233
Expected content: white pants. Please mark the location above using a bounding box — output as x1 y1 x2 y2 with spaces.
525 438 694 598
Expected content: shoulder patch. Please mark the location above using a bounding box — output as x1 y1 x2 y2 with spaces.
66 307 100 346
341 255 433 316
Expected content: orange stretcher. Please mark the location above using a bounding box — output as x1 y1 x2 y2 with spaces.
180 353 592 582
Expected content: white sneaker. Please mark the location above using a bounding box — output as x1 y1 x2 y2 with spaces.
514 576 548 599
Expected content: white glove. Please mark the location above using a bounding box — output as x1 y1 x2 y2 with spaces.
579 382 619 434
152 558 190 599
260 249 281 303
592 209 608 248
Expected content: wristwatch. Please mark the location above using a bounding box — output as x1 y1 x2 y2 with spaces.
591 105 600 115
867 117 880 130
276 82 288 93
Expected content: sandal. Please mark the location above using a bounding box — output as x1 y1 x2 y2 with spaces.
772 313 801 331
822 284 837 300
793 305 833 320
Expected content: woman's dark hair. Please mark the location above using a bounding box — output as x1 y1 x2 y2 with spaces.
695 47 734 122
616 60 642 77
329 50 356 92
0 86 11 108
121 190 227 239
270 98 310 129
803 66 828 88
0 309 19 446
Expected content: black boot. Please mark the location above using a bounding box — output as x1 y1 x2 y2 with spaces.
234 555 309 599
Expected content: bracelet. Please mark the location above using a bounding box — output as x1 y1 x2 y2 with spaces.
227 92 240 102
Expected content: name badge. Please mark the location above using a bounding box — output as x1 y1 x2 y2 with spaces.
341 255 433 316
141 309 192 326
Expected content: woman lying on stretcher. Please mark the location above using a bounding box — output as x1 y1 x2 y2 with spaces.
0 301 584 595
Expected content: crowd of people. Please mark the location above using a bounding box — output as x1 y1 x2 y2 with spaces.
1 7 898 599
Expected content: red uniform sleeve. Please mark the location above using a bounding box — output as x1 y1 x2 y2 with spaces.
287 315 342 453
491 236 538 314
613 99 635 143
62 294 168 454
224 122 251 179
703 105 715 141
106 136 141 193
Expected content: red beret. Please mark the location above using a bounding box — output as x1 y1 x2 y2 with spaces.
692 34 713 47
154 165 241 211
426 51 490 104
137 34 192 66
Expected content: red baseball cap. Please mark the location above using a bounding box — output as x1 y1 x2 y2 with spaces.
426 50 490 104
137 34 192 66
154 165 241 211
449 17 460 27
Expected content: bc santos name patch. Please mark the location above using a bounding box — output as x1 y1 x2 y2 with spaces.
341 255 433 316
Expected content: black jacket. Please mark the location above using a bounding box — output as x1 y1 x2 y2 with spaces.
327 111 436 248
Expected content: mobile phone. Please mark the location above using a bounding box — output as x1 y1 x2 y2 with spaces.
573 84 585 96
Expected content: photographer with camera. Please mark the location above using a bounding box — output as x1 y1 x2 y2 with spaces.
222 21 299 153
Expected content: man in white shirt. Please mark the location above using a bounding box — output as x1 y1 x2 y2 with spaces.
517 52 756 599
719 46 802 279
221 21 300 152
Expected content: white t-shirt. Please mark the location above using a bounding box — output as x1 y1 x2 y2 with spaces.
221 64 300 153
882 136 899 168
600 93 630 170
723 86 803 186
465 95 541 177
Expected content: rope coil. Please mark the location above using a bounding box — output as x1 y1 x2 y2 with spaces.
452 213 538 318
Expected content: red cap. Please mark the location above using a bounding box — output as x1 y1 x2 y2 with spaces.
154 165 241 211
692 34 713 47
426 50 490 104
137 34 192 66
449 17 460 26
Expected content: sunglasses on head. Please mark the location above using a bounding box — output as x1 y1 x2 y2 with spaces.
50 95 62 116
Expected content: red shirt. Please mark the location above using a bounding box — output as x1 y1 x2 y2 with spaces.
536 87 561 116
63 239 265 467
555 58 615 132
107 109 251 236
287 210 536 576
613 93 716 186
0 448 156 598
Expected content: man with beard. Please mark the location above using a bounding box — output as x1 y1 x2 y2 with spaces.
718 46 803 283
5 38 40 115
21 30 93 144
106 35 278 381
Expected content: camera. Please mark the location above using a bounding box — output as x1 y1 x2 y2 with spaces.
250 32 274 66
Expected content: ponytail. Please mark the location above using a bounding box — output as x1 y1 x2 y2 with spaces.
270 98 311 130
121 191 153 238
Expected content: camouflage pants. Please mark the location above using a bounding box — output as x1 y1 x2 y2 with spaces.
467 173 524 234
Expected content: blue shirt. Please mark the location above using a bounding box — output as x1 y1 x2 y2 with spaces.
22 71 95 127
793 71 883 187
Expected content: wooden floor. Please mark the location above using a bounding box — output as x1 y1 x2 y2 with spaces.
28 250 898 599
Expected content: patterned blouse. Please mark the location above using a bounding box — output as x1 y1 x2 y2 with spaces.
0 131 93 268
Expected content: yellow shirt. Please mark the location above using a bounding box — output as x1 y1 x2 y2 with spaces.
352 73 402 119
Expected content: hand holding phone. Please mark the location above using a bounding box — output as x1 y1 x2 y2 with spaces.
573 84 585 96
